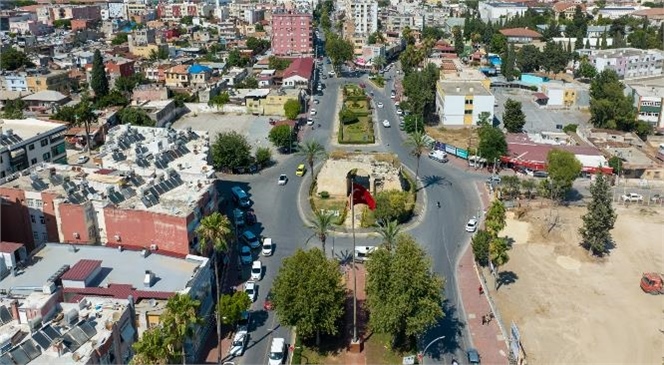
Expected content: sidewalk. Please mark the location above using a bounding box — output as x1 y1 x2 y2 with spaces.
455 182 509 365
339 264 368 365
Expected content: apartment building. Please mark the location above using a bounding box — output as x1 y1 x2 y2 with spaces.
270 9 313 56
156 2 213 20
1 69 70 94
0 125 218 256
435 59 495 126
478 2 527 22
343 0 377 37
47 5 101 23
589 48 664 80
0 118 67 181
627 83 664 129
385 13 421 33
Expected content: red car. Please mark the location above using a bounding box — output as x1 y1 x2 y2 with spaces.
359 83 366 89
263 291 274 311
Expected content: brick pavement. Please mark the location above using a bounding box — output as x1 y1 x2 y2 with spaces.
454 182 509 365
339 263 367 365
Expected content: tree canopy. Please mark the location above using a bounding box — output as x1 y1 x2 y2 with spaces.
283 99 301 120
211 131 253 171
218 291 251 326
365 234 444 349
579 173 616 256
546 149 582 201
90 49 109 98
374 190 411 223
272 248 345 345
503 98 526 133
325 33 354 70
478 124 508 163
117 107 154 126
268 125 294 149
0 48 33 71
589 70 638 132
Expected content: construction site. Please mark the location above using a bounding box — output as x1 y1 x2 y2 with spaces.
492 204 663 364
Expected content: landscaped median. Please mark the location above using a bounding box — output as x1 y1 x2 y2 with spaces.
338 84 375 144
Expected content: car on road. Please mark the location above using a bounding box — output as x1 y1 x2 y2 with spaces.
486 176 501 184
533 170 548 178
428 150 448 163
264 290 275 311
233 209 245 227
651 194 662 203
241 230 260 249
467 348 481 364
382 119 391 128
228 329 248 357
77 156 89 164
251 260 263 281
376 101 384 108
310 108 317 115
262 237 273 256
244 281 257 302
313 99 319 104
239 246 252 265
321 74 327 79
278 174 288 186
268 338 286 365
296 164 306 176
328 70 335 77
390 91 396 99
465 218 478 233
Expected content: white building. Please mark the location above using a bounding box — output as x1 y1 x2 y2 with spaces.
588 48 664 80
479 2 528 22
626 83 664 129
0 118 67 179
435 81 495 126
344 0 377 36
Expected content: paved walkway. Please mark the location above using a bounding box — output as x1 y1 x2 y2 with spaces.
339 263 368 365
455 182 509 365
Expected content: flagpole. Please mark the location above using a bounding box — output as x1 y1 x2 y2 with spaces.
351 176 358 343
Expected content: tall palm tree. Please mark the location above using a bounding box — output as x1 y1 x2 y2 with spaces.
309 210 335 256
297 139 327 179
196 212 233 365
162 293 202 365
489 237 510 289
404 131 428 185
374 220 401 252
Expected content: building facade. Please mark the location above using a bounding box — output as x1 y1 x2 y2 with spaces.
479 2 527 22
589 48 664 80
156 3 213 20
270 10 313 56
343 0 377 37
627 84 664 129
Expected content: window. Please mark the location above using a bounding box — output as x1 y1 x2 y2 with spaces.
31 158 37 165
30 215 35 223
40 139 48 147
28 144 34 151
33 231 39 240
39 216 45 224
43 152 50 161
464 110 472 115
465 99 473 105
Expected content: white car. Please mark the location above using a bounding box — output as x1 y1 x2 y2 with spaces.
228 329 248 357
382 119 391 128
278 174 288 185
268 338 286 365
310 108 317 116
307 117 314 125
376 101 384 108
262 237 273 256
396 108 403 115
465 218 478 233
251 260 263 281
77 156 89 164
244 281 257 302
239 246 252 265
354 246 377 263
313 99 319 104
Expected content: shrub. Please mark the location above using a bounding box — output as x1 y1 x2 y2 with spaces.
563 124 578 133
374 190 411 223
319 191 330 199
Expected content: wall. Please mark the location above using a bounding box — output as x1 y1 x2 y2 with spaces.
102 208 190 257
0 188 35 252
58 202 95 244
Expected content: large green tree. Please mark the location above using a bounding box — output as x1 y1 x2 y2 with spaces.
374 220 401 252
484 199 506 237
374 190 410 224
325 33 354 71
90 49 109 98
1 99 25 119
117 107 154 126
546 149 582 201
196 212 232 365
211 131 253 171
161 293 202 365
283 99 301 120
516 44 541 73
579 173 616 256
0 47 33 70
365 234 444 349
541 41 569 76
471 229 492 266
208 91 230 111
453 26 465 56
132 327 172 364
477 124 508 163
272 248 345 346
589 70 637 131
503 98 526 133
217 291 251 327
268 125 294 149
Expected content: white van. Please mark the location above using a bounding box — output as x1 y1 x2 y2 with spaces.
268 338 286 365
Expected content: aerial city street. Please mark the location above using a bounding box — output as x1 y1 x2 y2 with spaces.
0 0 662 364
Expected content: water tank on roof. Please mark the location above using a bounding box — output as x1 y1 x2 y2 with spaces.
65 308 79 325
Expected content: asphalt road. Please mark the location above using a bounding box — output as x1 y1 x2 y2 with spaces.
219 50 487 365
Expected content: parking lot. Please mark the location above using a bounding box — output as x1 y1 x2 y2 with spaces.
172 112 278 153
492 88 591 133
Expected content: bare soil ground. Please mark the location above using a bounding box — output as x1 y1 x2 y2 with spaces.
493 205 663 364
425 126 479 150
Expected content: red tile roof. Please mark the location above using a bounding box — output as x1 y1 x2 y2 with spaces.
499 28 542 39
63 284 174 301
282 57 314 80
0 242 23 253
62 259 102 281
533 92 549 100
553 2 580 13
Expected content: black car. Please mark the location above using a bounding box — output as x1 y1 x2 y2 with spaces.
246 209 257 225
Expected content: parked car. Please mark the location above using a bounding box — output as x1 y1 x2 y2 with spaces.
465 218 478 233
467 348 481 364
228 329 248 356
239 246 252 265
241 230 260 249
486 176 501 184
428 150 448 163
354 246 377 263
262 237 273 256
310 108 317 116
77 156 89 164
622 193 643 202
251 260 263 281
268 338 286 365
533 170 548 178
233 209 245 227
245 209 257 225
244 281 257 302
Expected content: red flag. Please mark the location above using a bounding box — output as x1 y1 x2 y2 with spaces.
351 183 376 210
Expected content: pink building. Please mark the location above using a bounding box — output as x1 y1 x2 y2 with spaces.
270 10 313 56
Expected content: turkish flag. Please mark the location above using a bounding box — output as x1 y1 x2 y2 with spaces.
351 183 376 210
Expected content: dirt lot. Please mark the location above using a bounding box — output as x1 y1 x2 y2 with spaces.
493 205 663 365
425 126 478 150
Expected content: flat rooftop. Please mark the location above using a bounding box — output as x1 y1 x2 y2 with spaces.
0 243 206 294
438 81 493 96
0 118 67 149
629 84 664 98
609 147 657 167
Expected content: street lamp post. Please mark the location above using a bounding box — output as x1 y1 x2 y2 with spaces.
419 336 445 365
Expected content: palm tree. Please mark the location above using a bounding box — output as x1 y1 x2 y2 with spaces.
404 131 428 185
374 220 401 252
489 237 510 289
309 210 335 256
373 55 386 71
196 212 232 365
297 139 327 179
132 328 171 364
162 292 203 364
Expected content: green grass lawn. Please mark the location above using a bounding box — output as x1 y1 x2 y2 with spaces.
365 332 413 365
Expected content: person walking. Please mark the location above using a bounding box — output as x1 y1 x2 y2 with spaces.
478 285 484 296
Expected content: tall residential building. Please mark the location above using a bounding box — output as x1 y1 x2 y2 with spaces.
627 83 664 129
588 48 664 80
343 0 377 37
270 9 313 56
